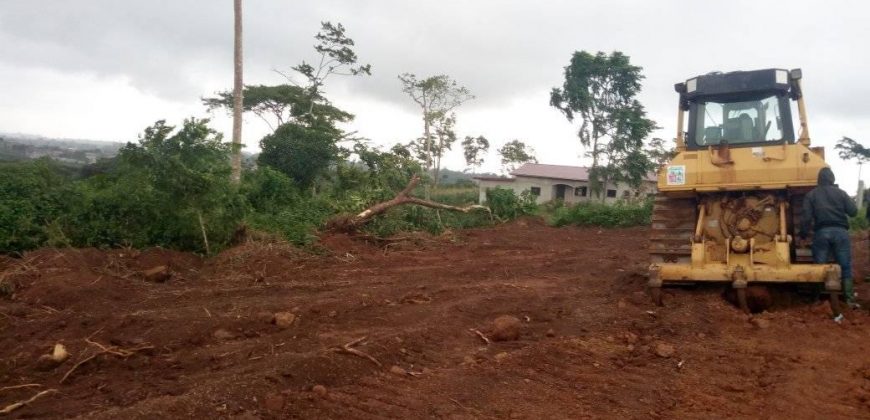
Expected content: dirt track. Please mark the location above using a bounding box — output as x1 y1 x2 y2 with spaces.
2 220 870 419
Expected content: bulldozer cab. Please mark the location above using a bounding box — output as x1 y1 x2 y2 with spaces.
695 96 790 146
679 69 800 150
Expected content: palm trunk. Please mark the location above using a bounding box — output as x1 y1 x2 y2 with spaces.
230 0 244 184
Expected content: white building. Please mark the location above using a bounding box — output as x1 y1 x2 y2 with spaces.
475 163 657 204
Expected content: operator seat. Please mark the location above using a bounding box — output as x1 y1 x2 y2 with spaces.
736 113 754 142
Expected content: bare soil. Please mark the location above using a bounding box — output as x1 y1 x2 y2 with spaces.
1 220 870 419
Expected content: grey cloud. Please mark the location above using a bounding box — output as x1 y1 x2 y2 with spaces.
1 0 869 132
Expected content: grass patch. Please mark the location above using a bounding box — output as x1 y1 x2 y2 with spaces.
549 200 652 228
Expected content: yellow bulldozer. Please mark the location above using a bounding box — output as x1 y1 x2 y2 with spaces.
648 68 845 314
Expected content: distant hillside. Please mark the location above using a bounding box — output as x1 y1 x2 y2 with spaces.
438 168 498 185
0 133 258 167
0 133 123 165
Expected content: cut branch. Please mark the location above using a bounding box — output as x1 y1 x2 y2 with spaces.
0 384 42 393
469 328 491 345
327 175 492 232
332 336 381 367
0 389 57 414
60 340 154 384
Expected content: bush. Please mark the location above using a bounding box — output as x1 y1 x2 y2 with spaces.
551 199 652 228
242 167 333 245
850 208 869 231
485 187 538 219
431 187 478 206
0 159 72 253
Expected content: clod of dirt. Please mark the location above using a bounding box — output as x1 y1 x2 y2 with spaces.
389 365 407 376
494 352 510 362
263 393 285 411
142 265 171 283
623 332 639 344
35 343 70 370
654 343 676 358
273 312 296 329
256 311 275 324
546 329 556 337
750 317 771 329
312 385 328 396
212 328 236 340
491 315 521 341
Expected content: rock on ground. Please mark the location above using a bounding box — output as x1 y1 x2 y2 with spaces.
491 315 521 341
273 312 296 328
655 343 675 358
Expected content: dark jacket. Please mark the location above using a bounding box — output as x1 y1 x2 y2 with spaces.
801 167 857 234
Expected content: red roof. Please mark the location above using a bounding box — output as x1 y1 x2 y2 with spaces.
511 163 590 181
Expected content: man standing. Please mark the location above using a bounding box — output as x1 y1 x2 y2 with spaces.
801 167 858 315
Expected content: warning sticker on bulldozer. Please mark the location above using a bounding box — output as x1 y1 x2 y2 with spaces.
666 165 685 185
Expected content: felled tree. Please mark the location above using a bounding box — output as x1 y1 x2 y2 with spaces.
326 175 491 232
550 51 657 199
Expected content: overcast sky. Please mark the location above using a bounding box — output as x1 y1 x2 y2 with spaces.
1 0 868 192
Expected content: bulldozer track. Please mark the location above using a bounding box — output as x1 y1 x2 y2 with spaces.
649 194 697 264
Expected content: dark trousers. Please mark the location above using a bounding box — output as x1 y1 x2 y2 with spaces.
812 226 854 301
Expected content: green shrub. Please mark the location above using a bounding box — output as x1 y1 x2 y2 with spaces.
551 200 652 228
431 187 478 206
0 159 72 253
485 187 538 219
851 208 869 231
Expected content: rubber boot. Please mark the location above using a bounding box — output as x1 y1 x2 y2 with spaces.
843 277 860 309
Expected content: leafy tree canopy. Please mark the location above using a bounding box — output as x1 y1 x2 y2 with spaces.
550 51 657 193
462 135 490 172
835 136 870 165
258 122 340 189
498 140 537 174
203 84 353 131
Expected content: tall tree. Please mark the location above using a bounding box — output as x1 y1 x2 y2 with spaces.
835 136 870 204
207 21 367 134
284 21 371 119
231 0 243 184
462 135 490 174
431 113 457 186
645 137 676 169
550 51 657 199
498 140 537 174
398 74 474 180
835 136 870 167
